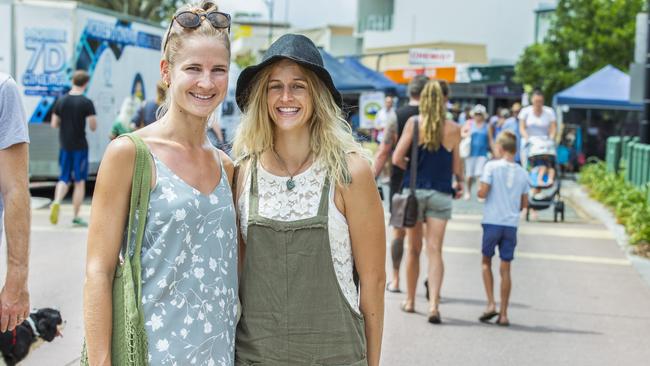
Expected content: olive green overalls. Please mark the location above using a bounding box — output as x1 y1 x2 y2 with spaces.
236 161 367 366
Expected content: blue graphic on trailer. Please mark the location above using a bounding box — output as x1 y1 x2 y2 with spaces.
24 18 161 123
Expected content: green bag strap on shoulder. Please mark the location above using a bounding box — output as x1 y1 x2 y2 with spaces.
122 133 152 310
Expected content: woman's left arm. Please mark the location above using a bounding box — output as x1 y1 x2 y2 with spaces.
340 155 386 366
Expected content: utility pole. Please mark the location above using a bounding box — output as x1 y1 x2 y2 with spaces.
264 0 275 47
642 0 650 143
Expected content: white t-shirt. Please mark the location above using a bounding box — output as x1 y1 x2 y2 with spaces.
518 105 556 137
374 107 396 130
0 73 29 238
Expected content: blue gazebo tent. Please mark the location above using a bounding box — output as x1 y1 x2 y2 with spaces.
319 49 375 93
341 57 407 96
553 65 642 111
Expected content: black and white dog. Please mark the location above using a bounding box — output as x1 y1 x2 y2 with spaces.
0 308 63 366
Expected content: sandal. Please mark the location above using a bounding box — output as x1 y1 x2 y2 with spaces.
427 310 441 324
479 310 498 323
495 316 510 327
386 283 401 293
400 301 415 313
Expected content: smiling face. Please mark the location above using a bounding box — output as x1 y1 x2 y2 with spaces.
162 35 229 119
266 59 314 132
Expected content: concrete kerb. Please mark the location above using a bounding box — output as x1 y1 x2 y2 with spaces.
563 179 650 288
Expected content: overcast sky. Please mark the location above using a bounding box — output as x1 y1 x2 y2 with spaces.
217 0 358 29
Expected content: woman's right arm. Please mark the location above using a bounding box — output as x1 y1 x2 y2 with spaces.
84 138 136 366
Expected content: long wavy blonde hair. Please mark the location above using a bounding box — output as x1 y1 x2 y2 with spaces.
232 61 369 186
419 80 447 151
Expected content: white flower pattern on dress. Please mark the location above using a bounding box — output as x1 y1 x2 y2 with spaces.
238 161 359 312
134 154 237 365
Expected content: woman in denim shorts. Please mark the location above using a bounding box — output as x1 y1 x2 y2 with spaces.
392 80 464 324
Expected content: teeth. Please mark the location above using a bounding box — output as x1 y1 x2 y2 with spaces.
278 107 299 113
191 93 213 100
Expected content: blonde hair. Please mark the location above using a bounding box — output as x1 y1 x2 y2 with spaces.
158 0 231 118
419 80 447 151
232 61 369 186
496 130 517 154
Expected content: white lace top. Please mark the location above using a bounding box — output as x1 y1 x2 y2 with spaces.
238 160 359 312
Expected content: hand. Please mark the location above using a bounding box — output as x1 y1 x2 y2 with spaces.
453 181 464 199
0 282 30 332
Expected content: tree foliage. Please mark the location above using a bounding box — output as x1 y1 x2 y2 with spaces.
515 0 644 99
77 0 182 23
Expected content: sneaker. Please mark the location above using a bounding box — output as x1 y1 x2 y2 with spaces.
72 217 88 227
49 202 60 225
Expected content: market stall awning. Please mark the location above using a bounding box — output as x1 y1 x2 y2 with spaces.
341 57 406 96
319 49 375 93
553 65 642 111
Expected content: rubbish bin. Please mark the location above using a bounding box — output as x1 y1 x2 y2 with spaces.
606 136 621 173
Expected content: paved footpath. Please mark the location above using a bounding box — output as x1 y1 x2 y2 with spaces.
381 190 650 366
2 184 650 365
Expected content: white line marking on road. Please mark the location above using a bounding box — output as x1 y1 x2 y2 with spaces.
446 222 613 239
443 246 630 266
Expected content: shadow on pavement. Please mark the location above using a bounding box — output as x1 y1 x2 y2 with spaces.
440 296 530 309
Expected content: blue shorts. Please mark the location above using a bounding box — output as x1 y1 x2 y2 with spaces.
482 224 517 261
59 149 88 183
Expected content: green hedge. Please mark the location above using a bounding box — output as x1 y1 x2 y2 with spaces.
579 161 650 245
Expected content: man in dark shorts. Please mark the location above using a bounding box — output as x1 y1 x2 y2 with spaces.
372 74 429 292
50 70 97 227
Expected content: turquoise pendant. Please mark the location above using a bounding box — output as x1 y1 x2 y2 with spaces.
286 178 296 191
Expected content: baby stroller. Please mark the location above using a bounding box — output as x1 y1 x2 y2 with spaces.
525 136 565 222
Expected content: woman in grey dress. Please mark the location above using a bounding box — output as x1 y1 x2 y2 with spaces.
83 1 238 365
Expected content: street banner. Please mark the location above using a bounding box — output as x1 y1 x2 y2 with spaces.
409 48 455 65
359 91 385 129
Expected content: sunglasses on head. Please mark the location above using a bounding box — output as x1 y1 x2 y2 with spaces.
162 10 231 51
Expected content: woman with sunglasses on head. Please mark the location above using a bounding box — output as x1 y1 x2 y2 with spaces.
231 34 386 366
83 2 237 365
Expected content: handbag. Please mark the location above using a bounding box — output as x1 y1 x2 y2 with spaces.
389 118 420 228
459 120 472 159
81 133 151 366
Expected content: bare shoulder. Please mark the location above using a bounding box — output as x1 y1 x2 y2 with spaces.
346 153 374 188
446 119 461 132
104 136 137 163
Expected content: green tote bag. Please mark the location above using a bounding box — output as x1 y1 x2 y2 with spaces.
81 133 151 365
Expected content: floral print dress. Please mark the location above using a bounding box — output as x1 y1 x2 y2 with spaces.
137 153 238 366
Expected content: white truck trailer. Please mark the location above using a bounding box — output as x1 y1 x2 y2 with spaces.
1 0 166 179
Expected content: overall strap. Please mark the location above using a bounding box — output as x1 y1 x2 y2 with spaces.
122 133 152 311
249 156 260 216
409 118 419 193
317 177 331 217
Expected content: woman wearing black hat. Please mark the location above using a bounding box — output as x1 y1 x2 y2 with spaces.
232 34 385 366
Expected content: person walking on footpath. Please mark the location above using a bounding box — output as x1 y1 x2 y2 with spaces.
461 104 489 201
374 95 397 142
373 75 428 293
49 70 97 227
477 131 529 326
0 72 31 333
392 80 463 323
83 2 238 364
518 90 557 164
232 33 386 366
130 80 167 129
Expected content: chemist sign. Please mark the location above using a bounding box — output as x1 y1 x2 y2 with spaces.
409 48 455 65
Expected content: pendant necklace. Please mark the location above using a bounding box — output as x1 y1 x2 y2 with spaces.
271 148 312 191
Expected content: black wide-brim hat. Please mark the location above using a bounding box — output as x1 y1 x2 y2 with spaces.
235 33 342 112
